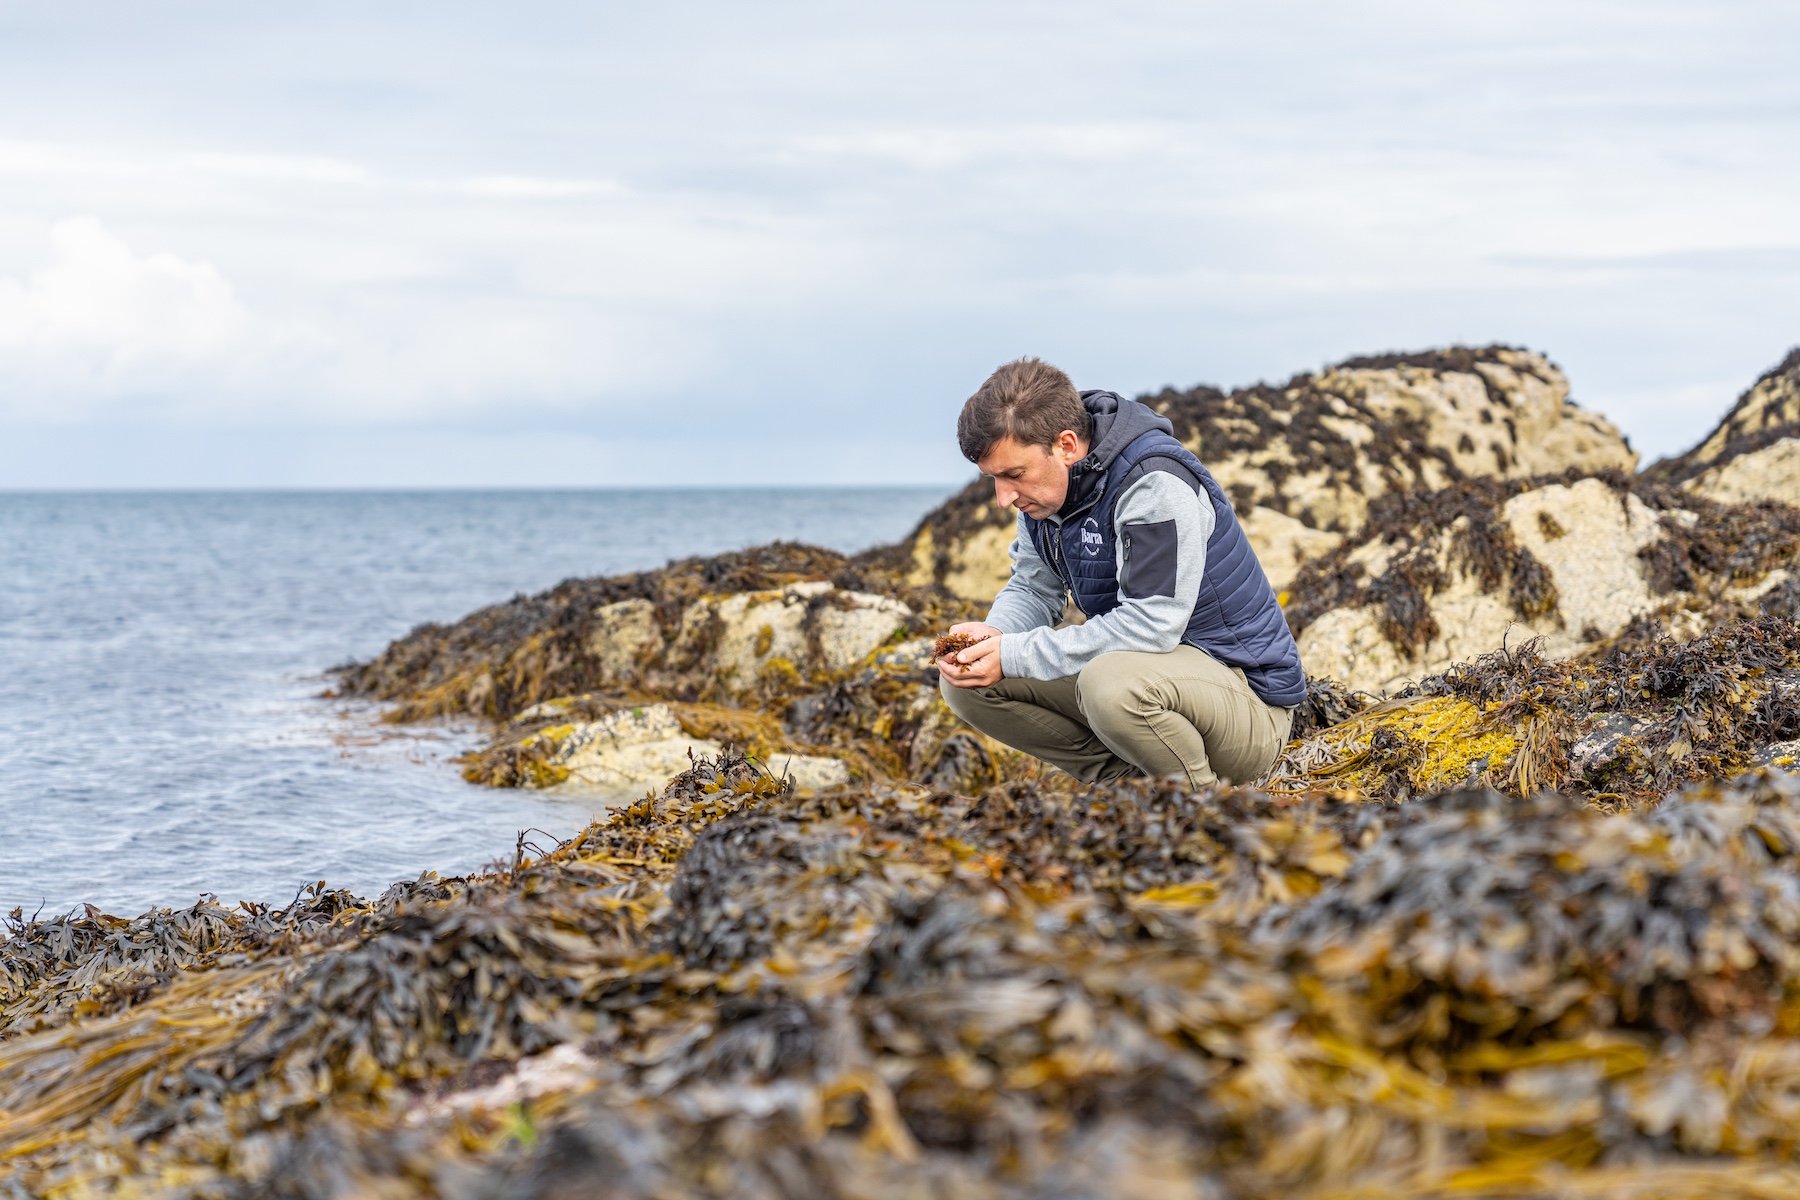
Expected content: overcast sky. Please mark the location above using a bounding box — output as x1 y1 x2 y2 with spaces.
0 1 1795 487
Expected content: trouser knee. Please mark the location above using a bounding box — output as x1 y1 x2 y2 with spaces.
940 675 996 730
1075 658 1151 740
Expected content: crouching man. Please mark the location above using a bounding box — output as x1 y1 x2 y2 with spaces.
938 357 1306 788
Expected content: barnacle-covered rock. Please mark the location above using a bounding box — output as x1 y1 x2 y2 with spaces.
581 597 661 684
461 700 849 798
1292 475 1664 693
545 703 721 795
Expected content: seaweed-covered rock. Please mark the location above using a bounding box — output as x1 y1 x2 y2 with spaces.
343 343 1799 796
671 580 912 684
1266 618 1800 804
1286 468 1800 695
878 345 1637 603
336 541 976 725
1293 475 1670 692
1649 346 1800 497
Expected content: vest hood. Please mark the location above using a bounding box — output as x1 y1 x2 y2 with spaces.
1058 391 1176 520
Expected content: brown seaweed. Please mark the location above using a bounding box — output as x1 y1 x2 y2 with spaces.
931 631 980 661
10 746 1800 1197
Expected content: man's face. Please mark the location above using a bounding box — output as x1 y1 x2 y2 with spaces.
977 431 1088 519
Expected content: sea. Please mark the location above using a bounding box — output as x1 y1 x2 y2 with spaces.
0 488 952 920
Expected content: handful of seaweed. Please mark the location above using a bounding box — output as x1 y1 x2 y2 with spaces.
931 630 980 661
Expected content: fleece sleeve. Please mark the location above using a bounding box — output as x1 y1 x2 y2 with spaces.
984 512 1068 635
997 472 1214 681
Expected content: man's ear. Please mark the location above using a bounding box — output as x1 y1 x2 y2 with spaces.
1055 429 1083 464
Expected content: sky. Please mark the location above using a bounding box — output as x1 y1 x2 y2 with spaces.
0 1 1795 488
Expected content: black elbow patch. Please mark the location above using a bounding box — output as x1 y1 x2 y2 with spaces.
1123 520 1179 599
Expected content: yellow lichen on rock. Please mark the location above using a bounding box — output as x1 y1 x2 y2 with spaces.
1263 694 1518 799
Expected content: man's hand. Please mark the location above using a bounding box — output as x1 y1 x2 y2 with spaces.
937 621 1003 689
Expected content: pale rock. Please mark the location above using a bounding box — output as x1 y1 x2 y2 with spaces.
1657 350 1800 482
1296 478 1666 695
1237 506 1345 594
768 753 851 791
583 599 661 683
1688 437 1800 507
429 1043 599 1117
1500 480 1664 656
549 703 722 798
905 517 1016 607
677 582 912 685
813 592 915 671
1723 568 1792 605
1761 740 1800 772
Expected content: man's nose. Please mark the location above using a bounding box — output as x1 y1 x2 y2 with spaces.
993 479 1018 509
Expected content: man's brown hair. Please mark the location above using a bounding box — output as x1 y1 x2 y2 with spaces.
956 357 1089 463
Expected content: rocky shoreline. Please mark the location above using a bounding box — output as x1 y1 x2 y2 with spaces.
5 343 1800 1198
346 344 1800 803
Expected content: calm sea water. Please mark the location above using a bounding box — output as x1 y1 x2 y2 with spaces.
0 488 951 919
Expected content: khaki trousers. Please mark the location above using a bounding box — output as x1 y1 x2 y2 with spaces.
941 646 1295 789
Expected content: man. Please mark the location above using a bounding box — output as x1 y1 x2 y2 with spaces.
938 357 1306 788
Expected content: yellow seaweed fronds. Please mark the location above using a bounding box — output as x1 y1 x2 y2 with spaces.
1264 695 1520 799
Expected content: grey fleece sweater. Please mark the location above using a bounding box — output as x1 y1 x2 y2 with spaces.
987 405 1216 682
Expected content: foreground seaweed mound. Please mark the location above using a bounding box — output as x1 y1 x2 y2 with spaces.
8 738 1800 1197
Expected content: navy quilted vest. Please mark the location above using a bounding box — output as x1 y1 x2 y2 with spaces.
1025 429 1307 708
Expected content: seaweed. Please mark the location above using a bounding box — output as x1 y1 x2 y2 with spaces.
13 746 1800 1196
1632 483 1800 596
931 631 979 661
1263 617 1800 806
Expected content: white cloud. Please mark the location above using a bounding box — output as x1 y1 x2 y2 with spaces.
0 217 251 365
183 152 370 185
794 123 1184 170
455 174 620 198
0 1 1794 480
